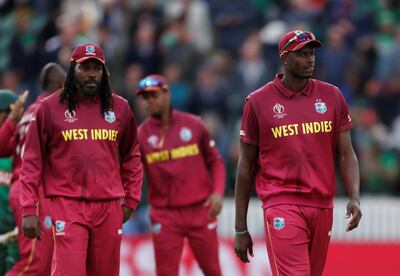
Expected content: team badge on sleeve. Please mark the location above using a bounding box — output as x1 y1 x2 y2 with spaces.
315 99 327 114
180 127 192 142
273 217 285 230
104 111 116 123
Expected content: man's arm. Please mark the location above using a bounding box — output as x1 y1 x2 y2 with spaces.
20 105 46 239
200 121 226 217
234 141 258 263
119 107 143 222
337 131 362 232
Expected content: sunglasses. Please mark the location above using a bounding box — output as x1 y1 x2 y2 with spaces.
281 31 315 52
138 77 165 91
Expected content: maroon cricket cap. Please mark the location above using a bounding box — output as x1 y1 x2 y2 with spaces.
136 74 168 95
70 43 105 64
278 30 322 56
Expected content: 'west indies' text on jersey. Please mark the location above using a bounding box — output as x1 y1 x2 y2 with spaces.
19 91 143 217
138 109 225 208
240 74 352 209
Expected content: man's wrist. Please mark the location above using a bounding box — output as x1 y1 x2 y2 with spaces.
235 229 249 235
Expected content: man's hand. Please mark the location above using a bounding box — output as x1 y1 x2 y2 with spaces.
122 205 134 223
8 90 28 124
203 193 223 217
234 231 253 263
22 215 41 240
346 198 362 232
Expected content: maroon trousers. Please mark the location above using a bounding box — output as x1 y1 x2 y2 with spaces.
264 205 333 276
150 203 221 276
50 197 123 276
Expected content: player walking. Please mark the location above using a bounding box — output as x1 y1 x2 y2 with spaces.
234 30 362 276
19 44 143 276
137 75 225 276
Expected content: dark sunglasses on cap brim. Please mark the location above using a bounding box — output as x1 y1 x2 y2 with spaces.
138 77 166 91
281 31 316 52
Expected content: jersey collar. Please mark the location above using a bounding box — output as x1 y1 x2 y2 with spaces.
273 73 312 97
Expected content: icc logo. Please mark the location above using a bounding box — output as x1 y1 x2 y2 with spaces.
273 103 287 119
64 110 77 123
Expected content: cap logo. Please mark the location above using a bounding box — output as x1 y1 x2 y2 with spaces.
85 45 96 55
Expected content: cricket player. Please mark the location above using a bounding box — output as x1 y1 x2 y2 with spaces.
19 44 143 276
0 89 20 275
2 63 66 276
136 74 226 276
234 30 362 276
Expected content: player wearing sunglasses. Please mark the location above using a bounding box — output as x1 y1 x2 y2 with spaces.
234 30 362 276
136 75 226 276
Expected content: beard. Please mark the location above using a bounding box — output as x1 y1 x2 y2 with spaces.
75 79 100 97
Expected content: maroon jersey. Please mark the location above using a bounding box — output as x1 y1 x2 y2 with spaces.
19 91 143 217
12 93 51 184
0 118 16 157
240 74 352 209
138 109 225 208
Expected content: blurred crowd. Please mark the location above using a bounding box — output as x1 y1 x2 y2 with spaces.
0 0 399 197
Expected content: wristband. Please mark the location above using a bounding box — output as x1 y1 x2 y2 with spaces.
235 229 248 235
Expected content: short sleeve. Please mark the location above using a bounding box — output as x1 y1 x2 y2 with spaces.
240 98 259 145
337 89 353 132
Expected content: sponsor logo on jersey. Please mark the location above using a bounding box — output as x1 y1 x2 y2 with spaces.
55 220 66 236
315 99 327 114
104 111 116 123
240 129 246 136
273 217 285 230
328 230 332 237
64 110 77 123
147 135 159 149
180 127 192 142
348 114 352 122
118 229 123 235
273 103 287 119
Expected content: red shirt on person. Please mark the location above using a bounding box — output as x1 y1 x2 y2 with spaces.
240 73 352 209
0 92 51 183
138 109 225 208
19 90 143 217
